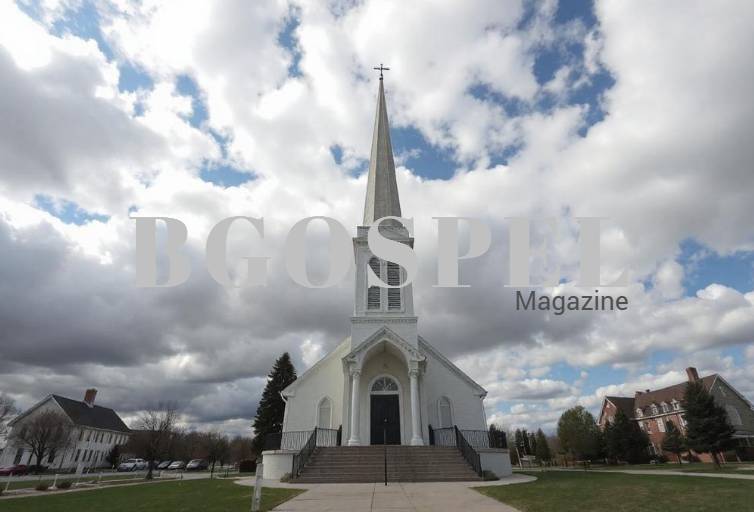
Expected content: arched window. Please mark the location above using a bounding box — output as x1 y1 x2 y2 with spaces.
317 397 332 429
386 262 401 310
367 257 381 310
726 405 742 426
661 402 669 413
371 376 399 393
438 397 452 428
635 408 643 418
650 403 659 415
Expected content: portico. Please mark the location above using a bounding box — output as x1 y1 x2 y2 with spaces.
343 328 426 446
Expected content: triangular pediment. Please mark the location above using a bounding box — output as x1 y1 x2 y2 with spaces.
343 326 424 368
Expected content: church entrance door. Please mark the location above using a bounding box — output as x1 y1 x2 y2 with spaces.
370 394 400 444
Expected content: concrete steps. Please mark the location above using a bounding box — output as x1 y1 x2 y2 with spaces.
294 446 481 483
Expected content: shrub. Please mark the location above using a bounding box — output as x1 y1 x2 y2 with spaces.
57 480 73 489
238 459 257 473
482 470 499 481
35 481 51 491
280 472 292 483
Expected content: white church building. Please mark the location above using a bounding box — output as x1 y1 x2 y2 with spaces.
262 74 511 482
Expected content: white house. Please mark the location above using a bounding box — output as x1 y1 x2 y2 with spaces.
0 389 130 470
262 76 511 481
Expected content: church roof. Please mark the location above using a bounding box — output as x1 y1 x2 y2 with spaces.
362 77 402 226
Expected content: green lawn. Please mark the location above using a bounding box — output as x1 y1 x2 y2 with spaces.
0 479 304 512
593 462 754 474
476 471 754 512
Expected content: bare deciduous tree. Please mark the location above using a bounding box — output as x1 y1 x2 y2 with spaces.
0 394 17 437
13 410 72 472
202 431 230 477
134 403 178 480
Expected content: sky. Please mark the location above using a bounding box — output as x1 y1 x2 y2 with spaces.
1 0 753 437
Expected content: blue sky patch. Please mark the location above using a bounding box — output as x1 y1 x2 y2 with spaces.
34 194 109 225
392 126 457 180
176 74 209 128
679 239 754 295
278 6 303 77
199 162 254 187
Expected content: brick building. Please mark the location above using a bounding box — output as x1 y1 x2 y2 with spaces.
598 367 754 462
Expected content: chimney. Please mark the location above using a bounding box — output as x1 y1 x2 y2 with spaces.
686 367 699 382
84 388 97 408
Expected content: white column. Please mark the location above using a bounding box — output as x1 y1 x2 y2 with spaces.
347 369 361 446
409 369 424 445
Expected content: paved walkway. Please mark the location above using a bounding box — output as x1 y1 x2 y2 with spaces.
237 475 534 511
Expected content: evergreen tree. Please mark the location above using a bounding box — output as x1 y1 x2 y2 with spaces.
534 429 551 463
252 353 297 455
557 406 602 460
682 380 735 467
604 409 649 464
661 421 686 464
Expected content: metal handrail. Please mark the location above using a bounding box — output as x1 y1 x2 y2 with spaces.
264 430 315 451
431 427 457 447
460 429 507 449
291 428 317 478
455 426 482 476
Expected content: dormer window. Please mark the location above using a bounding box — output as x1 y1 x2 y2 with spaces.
650 403 659 415
671 399 680 411
635 408 643 418
660 402 669 413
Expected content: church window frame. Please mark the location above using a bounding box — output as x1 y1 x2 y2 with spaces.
316 396 333 429
367 257 382 310
437 396 453 428
371 376 400 394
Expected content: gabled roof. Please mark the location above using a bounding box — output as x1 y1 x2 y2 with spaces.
51 395 130 433
604 396 636 418
634 375 716 414
418 337 487 397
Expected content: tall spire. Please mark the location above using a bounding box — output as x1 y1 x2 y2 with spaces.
362 77 401 226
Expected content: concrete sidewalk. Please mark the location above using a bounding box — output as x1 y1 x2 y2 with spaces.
237 475 534 511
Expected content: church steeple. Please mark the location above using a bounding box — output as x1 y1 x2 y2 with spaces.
362 76 401 226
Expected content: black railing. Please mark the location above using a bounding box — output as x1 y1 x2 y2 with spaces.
431 427 457 447
264 430 315 451
316 427 340 447
455 426 482 476
460 429 507 449
291 428 317 478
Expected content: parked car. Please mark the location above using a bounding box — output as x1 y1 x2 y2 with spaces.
118 458 147 472
0 464 28 476
167 460 186 470
186 459 209 471
156 460 172 470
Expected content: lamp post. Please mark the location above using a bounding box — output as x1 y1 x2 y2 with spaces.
383 418 388 486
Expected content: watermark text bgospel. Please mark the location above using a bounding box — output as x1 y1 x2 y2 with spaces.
134 216 629 310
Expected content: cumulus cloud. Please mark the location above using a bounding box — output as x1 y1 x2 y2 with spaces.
1 0 753 436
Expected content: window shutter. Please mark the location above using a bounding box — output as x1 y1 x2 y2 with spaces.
367 258 381 309
387 262 401 310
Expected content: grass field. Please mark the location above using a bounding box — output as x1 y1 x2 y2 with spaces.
0 479 304 512
476 471 754 512
593 462 754 474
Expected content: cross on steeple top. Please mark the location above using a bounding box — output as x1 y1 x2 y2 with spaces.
373 63 390 80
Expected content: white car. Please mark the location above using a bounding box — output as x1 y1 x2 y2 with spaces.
167 460 186 470
118 458 147 472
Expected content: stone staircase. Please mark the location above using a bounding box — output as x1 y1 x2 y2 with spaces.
293 445 482 483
